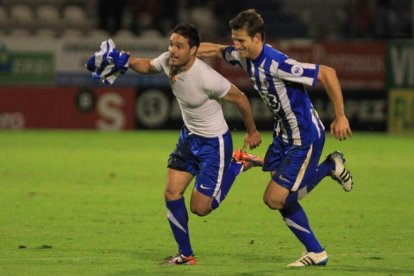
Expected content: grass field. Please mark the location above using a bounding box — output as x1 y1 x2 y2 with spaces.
0 130 413 275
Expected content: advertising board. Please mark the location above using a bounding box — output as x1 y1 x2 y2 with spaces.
0 87 135 130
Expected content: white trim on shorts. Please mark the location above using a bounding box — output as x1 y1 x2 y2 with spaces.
212 134 225 199
291 144 313 192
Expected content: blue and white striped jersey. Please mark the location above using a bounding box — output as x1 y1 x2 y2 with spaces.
223 44 325 146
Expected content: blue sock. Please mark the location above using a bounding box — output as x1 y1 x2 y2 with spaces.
166 197 193 256
279 201 324 253
285 158 334 205
211 161 243 210
305 159 334 193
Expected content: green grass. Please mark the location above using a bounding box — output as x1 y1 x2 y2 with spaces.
0 130 413 275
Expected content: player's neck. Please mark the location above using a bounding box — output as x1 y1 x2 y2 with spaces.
250 43 264 60
169 57 196 82
181 56 196 72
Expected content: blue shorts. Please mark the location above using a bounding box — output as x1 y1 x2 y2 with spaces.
168 126 233 198
263 134 325 192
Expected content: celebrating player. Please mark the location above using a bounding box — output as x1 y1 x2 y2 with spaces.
127 23 262 265
198 9 353 267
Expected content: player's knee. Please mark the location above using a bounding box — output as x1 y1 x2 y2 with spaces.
190 205 211 216
164 188 183 201
263 195 284 210
190 201 211 216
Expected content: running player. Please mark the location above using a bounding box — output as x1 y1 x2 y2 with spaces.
198 9 353 267
127 23 262 265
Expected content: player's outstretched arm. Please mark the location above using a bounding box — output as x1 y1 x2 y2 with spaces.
223 84 261 149
317 65 352 141
128 56 158 74
197 43 227 58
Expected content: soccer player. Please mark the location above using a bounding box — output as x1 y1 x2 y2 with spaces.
198 9 353 267
127 23 263 265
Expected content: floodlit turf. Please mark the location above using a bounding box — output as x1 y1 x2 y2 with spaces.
0 130 413 275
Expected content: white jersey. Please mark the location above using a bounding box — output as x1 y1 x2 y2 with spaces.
151 52 231 137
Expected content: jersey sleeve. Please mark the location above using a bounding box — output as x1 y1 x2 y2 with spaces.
276 58 319 86
203 65 231 99
150 52 170 73
222 46 241 66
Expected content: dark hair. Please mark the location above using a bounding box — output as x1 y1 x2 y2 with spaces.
229 9 265 41
171 23 200 48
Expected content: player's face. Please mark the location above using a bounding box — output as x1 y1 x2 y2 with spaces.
231 28 262 59
168 33 195 68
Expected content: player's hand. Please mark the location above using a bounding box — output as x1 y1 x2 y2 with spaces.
330 115 352 141
243 130 262 150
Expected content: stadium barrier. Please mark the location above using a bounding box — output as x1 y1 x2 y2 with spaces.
0 85 387 132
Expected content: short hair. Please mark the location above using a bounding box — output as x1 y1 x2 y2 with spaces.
229 9 265 41
171 23 200 48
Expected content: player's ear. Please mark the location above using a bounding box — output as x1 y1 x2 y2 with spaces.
254 33 262 43
190 46 198 56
